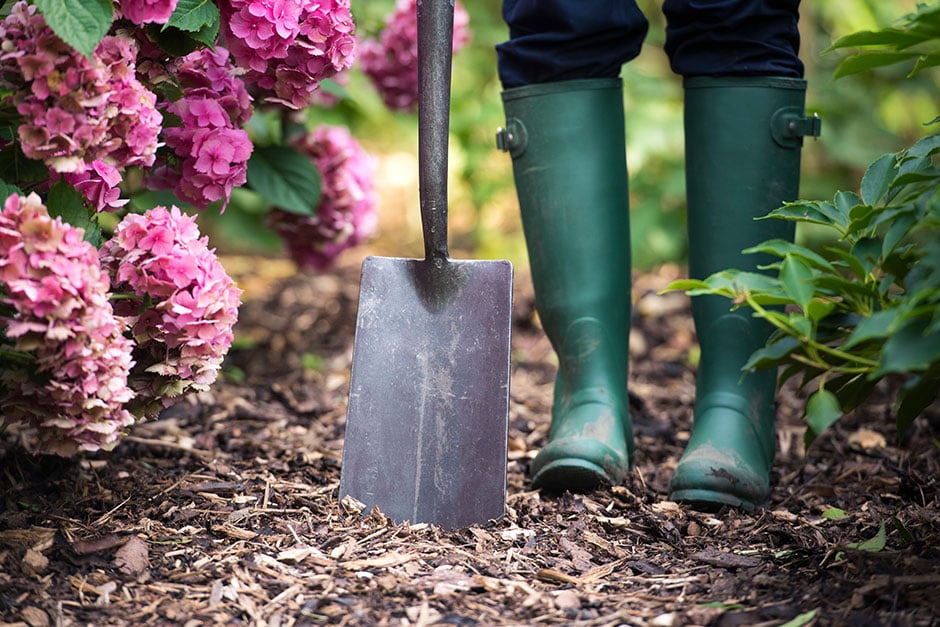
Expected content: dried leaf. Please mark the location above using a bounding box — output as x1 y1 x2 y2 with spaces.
114 536 150 577
72 534 126 556
848 428 887 449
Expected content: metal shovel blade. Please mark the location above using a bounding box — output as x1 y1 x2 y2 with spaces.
338 0 513 529
340 256 512 528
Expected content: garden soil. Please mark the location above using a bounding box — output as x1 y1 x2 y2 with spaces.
1 255 938 626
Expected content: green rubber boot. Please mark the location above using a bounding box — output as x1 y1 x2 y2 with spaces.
671 76 820 510
498 79 633 491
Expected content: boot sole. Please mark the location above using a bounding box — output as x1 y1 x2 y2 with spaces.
670 487 757 512
532 458 612 493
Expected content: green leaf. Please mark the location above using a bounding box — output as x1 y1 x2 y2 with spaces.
892 517 916 545
246 145 322 216
780 256 815 312
663 279 710 293
843 310 898 349
46 181 101 247
875 318 940 377
906 134 940 159
147 23 214 56
767 201 841 228
848 522 887 552
805 389 843 446
826 29 928 51
909 51 940 77
806 298 837 323
822 507 847 520
0 180 22 201
0 143 50 184
745 239 833 271
827 373 878 413
779 610 817 627
851 237 882 275
744 335 800 371
883 212 918 259
34 0 114 59
896 367 940 435
166 0 219 33
834 52 922 78
860 153 897 205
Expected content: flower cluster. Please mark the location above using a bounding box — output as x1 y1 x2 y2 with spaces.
63 160 129 213
0 2 162 173
268 125 377 270
117 0 179 25
0 194 136 456
360 0 471 111
100 206 242 418
218 0 357 109
148 48 254 210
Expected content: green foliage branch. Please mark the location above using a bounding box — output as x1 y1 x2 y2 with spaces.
668 3 940 445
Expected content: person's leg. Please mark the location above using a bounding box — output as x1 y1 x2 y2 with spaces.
496 0 648 88
496 1 648 490
663 0 820 509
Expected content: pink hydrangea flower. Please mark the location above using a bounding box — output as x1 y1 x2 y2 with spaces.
153 98 253 210
118 0 179 25
218 0 358 109
144 48 254 210
100 206 242 418
0 193 136 456
63 160 130 213
0 2 162 173
268 126 377 270
360 0 471 112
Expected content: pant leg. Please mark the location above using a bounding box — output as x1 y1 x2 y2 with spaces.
496 0 650 88
663 0 803 77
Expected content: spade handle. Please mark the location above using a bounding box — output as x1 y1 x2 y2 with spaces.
417 0 454 263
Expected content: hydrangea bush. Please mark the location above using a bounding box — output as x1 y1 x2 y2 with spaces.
0 193 136 456
0 0 476 454
269 125 377 270
360 0 471 111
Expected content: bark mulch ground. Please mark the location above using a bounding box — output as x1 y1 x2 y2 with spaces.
1 257 938 626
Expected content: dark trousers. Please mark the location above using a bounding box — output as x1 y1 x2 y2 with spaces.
496 0 803 88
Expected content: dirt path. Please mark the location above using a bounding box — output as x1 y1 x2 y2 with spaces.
1 260 937 626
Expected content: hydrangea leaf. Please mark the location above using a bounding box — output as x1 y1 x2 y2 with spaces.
167 0 220 33
0 144 50 184
34 0 114 60
47 181 101 247
0 180 23 201
247 146 322 217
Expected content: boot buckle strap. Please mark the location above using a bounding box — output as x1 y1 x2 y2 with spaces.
495 118 527 157
771 107 822 148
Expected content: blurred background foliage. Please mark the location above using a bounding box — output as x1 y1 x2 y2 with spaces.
210 0 937 273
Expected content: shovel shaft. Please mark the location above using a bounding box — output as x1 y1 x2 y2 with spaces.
418 0 454 263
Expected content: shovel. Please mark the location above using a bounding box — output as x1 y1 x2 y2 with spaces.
338 0 513 529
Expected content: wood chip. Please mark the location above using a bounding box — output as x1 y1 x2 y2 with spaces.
690 548 761 569
342 551 414 571
536 568 582 585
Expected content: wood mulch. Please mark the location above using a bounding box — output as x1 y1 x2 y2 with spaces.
1 257 938 626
